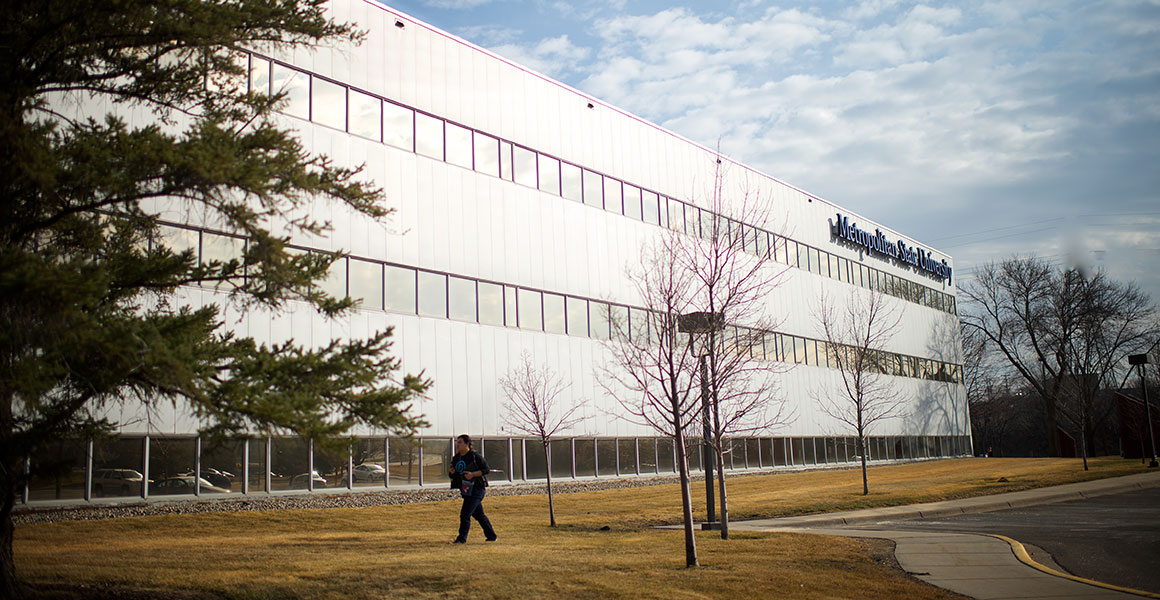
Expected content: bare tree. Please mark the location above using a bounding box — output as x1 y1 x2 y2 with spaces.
599 232 703 567
676 154 793 539
962 258 1157 459
1056 272 1156 469
814 288 906 495
499 353 585 527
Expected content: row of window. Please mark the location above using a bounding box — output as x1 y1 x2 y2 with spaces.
22 434 972 503
161 223 963 384
245 52 958 316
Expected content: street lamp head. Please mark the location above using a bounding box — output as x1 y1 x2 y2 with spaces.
678 311 725 334
1129 353 1149 366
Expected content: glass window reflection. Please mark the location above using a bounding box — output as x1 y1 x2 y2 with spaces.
561 163 582 202
384 265 416 314
418 271 447 318
538 154 560 196
311 76 346 130
448 276 476 322
349 89 381 141
415 112 444 160
474 132 499 177
270 64 309 119
445 122 472 169
478 282 503 326
513 146 537 188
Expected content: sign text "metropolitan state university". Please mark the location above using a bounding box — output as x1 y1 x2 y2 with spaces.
830 213 952 283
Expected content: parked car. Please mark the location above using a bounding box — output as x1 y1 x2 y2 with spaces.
180 468 233 489
92 468 146 497
289 471 327 489
352 463 386 483
151 476 230 495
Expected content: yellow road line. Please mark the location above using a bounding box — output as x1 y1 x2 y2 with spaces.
987 534 1160 599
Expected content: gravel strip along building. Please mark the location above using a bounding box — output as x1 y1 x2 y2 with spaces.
23 0 969 507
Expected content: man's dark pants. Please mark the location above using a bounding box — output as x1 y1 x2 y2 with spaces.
457 490 496 542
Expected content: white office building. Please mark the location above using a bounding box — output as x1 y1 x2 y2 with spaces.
24 0 969 504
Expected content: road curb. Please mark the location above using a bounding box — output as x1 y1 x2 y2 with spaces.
732 471 1160 529
989 533 1160 599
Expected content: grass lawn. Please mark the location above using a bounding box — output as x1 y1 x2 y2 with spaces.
16 457 1150 599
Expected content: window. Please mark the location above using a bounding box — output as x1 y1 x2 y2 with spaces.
200 231 242 266
582 169 603 208
700 211 715 241
604 177 622 214
504 285 517 326
249 56 270 94
383 102 414 151
270 63 309 119
445 122 473 169
478 282 503 326
473 132 499 177
321 254 346 299
686 206 700 237
448 276 476 322
623 185 642 221
609 305 629 340
755 229 768 258
538 154 560 196
499 141 513 180
793 336 807 364
513 146 537 188
417 271 447 318
349 89 381 141
590 301 610 340
668 198 684 232
543 292 565 334
764 334 778 361
561 163 582 202
566 296 588 337
311 76 346 130
628 307 648 343
414 112 444 160
644 191 660 226
348 258 383 309
517 288 542 330
384 265 416 313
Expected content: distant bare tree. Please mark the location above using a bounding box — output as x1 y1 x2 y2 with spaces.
677 154 793 539
1055 272 1156 469
961 258 1157 459
599 232 703 567
814 288 906 495
499 353 585 527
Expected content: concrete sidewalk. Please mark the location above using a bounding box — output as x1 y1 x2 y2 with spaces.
728 471 1160 600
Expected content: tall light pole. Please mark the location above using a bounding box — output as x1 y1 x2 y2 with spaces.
680 311 725 529
1128 353 1157 468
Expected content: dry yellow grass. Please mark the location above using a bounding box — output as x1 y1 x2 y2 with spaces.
16 457 1148 599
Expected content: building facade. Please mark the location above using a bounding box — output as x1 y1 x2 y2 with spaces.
23 0 969 504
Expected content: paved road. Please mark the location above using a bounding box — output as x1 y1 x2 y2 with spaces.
878 486 1160 595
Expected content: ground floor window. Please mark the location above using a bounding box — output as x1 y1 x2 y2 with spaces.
20 433 971 504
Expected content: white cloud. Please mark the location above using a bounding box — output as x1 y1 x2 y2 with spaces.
489 34 591 79
448 0 1160 298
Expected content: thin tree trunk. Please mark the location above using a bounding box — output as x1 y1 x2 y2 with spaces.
0 485 25 599
545 442 556 527
1045 400 1061 457
674 433 699 567
859 435 869 495
1079 416 1089 472
715 443 729 540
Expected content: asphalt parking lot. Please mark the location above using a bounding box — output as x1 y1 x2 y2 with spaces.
882 485 1160 594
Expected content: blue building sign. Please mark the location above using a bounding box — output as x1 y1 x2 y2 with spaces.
830 213 952 283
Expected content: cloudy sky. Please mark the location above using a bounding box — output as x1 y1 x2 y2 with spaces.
384 0 1160 302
